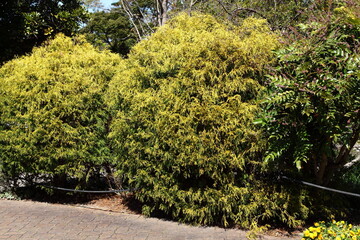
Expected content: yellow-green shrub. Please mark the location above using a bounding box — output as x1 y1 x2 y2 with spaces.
107 13 310 227
0 34 122 186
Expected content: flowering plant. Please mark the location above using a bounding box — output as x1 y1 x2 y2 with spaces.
302 220 360 240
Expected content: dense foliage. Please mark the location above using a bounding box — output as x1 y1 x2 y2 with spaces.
0 0 87 64
260 3 360 185
0 34 121 187
81 8 136 56
106 13 312 228
193 0 313 30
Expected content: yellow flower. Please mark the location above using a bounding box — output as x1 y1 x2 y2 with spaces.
304 230 310 237
318 233 323 240
309 232 317 239
352 236 357 240
314 222 320 227
336 237 341 240
341 234 345 239
332 220 337 224
349 224 353 228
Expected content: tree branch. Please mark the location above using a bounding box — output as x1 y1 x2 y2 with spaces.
336 110 360 166
232 7 267 20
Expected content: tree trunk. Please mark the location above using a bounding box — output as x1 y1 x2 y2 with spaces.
156 0 168 26
315 152 328 185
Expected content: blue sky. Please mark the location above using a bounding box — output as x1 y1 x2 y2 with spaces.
100 0 117 9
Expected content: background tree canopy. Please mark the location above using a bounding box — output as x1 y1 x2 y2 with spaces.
80 8 137 56
0 0 87 64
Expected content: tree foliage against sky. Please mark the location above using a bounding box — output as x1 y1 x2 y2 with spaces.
81 8 137 56
193 0 306 28
82 0 104 11
81 0 342 51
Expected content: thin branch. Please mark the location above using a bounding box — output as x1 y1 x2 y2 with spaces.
232 7 267 19
135 3 154 33
336 110 360 165
156 0 161 26
120 0 142 41
216 0 232 16
344 154 360 168
189 0 200 10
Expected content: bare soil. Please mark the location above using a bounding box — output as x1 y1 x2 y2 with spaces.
77 193 142 215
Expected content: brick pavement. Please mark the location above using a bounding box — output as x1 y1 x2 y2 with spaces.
0 199 301 240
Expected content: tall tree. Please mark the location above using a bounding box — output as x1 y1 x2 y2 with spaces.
260 1 360 185
114 0 156 40
0 0 87 64
0 1 24 63
110 0 335 41
81 8 137 56
82 0 104 12
193 0 315 31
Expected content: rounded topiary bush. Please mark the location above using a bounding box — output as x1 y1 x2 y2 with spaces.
106 13 306 228
0 34 122 187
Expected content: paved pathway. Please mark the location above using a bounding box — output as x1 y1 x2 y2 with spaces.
0 199 301 240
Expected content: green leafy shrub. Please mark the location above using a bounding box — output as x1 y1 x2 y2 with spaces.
107 13 311 228
338 164 360 192
0 34 121 187
259 3 360 186
302 220 360 240
0 192 19 200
